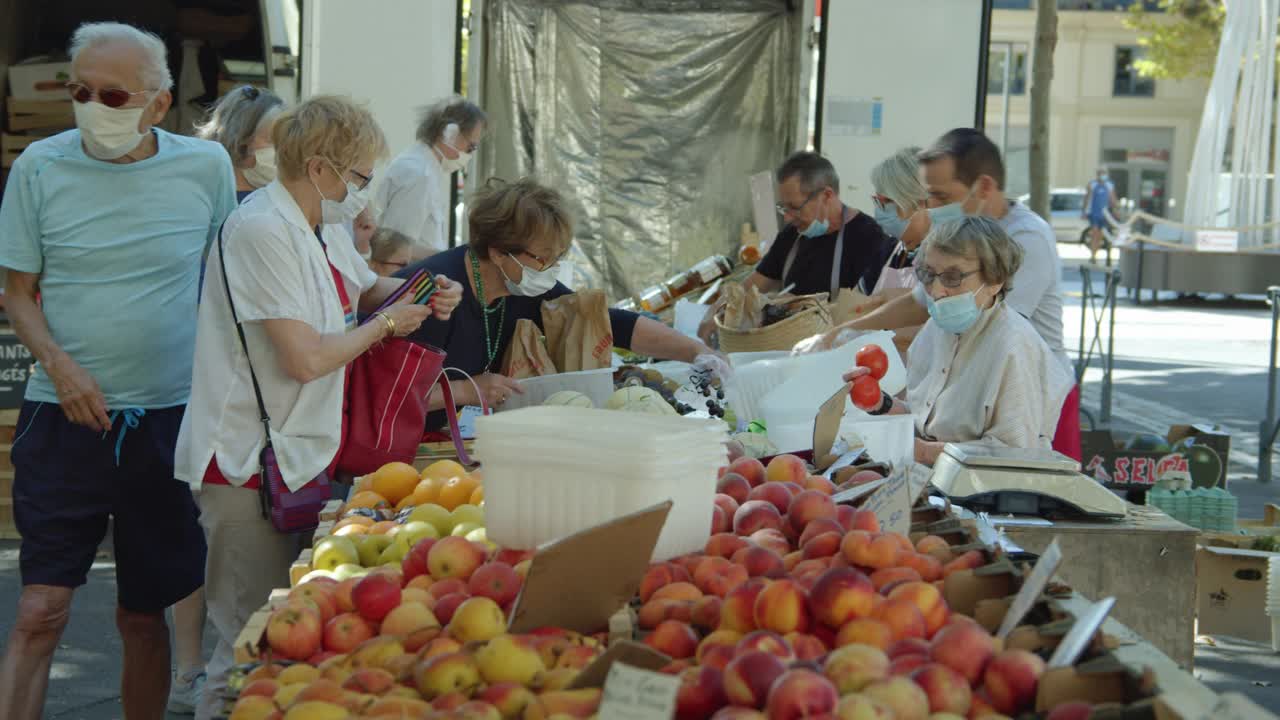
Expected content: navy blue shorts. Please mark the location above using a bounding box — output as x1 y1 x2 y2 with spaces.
11 401 207 613
1088 213 1107 229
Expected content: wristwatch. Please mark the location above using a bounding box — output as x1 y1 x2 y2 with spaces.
867 391 893 416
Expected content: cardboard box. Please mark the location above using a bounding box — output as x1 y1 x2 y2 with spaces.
8 62 72 101
1195 545 1277 644
1081 425 1230 490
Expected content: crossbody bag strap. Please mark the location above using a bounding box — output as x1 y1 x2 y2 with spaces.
216 223 274 445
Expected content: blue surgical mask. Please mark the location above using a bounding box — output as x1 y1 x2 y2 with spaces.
800 217 830 239
925 285 987 334
874 203 909 239
926 185 977 226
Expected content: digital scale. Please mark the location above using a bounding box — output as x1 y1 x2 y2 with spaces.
930 443 1128 519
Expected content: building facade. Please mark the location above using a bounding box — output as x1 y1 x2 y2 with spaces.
987 3 1209 220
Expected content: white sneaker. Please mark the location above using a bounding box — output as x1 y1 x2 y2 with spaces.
167 670 205 715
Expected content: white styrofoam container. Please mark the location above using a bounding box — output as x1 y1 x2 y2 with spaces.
501 368 615 411
475 407 728 561
9 62 72 101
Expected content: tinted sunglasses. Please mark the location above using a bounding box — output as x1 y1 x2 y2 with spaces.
66 82 153 108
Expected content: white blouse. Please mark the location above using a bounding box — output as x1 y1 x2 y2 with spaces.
374 141 450 252
176 181 378 492
905 301 1073 451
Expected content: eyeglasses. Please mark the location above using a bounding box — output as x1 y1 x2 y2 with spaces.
510 250 560 272
348 168 374 191
914 266 982 289
775 188 822 217
66 82 154 108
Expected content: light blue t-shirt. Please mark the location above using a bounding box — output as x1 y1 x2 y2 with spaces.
0 128 237 409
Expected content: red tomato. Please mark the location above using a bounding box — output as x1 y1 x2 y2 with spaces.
856 345 889 380
849 375 882 411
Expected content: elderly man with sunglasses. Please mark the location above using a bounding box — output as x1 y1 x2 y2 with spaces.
0 22 236 720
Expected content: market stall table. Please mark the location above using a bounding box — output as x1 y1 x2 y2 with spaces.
993 504 1198 669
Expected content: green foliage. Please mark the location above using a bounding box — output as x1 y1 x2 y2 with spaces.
1124 0 1226 80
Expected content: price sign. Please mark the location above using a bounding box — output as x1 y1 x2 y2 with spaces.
996 538 1063 639
862 470 910 535
597 662 680 720
457 405 485 439
1048 597 1116 668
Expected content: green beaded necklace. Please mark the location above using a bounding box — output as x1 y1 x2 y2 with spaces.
470 249 507 371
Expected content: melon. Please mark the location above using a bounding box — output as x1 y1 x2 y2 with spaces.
605 386 676 415
543 390 594 408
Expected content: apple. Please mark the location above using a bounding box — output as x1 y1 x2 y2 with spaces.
288 583 338 624
352 573 401 622
395 520 441 552
469 562 522 606
265 604 322 661
447 596 506 643
380 601 440 636
476 681 536 718
428 536 487 581
475 634 545 686
323 611 375 653
412 650 481 700
448 503 485 532
313 536 361 571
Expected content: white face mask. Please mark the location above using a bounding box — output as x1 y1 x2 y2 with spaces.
242 146 277 188
440 144 473 174
74 99 151 160
500 253 560 296
312 159 371 224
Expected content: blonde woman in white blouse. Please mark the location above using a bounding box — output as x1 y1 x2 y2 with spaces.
844 216 1072 465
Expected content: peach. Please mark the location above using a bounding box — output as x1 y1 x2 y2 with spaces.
835 505 858 532
676 665 729 720
942 550 985 577
639 563 678 603
888 638 931 659
889 653 930 676
1046 701 1094 720
808 567 876 629
718 474 752 504
982 649 1046 714
791 558 830 578
239 678 279 698
851 509 881 533
728 457 768 487
929 623 997 685
720 579 768 633
969 689 1004 719
753 579 810 635
645 619 699 659
785 632 828 661
706 532 751 559
862 676 931 720
870 567 921 592
799 518 845 548
711 710 767 720
902 553 945 583
695 556 732 591
873 599 927 641
671 559 697 582
653 581 704 603
705 564 750 598
835 694 895 720
783 551 804 572
748 529 792 557
848 533 903 570
699 643 736 672
915 535 951 555
735 629 795 662
802 531 844 560
697 629 743 662
835 618 893 651
822 643 890 693
804 475 837 495
723 650 786 708
748 483 793 515
765 454 807 485
911 663 972 715
888 582 950 636
787 489 837 531
523 689 602 719
765 669 839 720
639 598 691 630
715 493 741 523
887 532 915 554
691 595 724 632
712 505 732 535
840 530 872 565
734 500 785 536
740 545 786 579
364 696 436 718
227 695 277 720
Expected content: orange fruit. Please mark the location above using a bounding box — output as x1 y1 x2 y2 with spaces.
345 490 390 512
352 474 374 495
420 460 468 483
437 475 479 511
370 462 421 506
369 520 399 535
413 477 445 506
469 485 484 505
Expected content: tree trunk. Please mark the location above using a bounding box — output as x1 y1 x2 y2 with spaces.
1029 0 1058 220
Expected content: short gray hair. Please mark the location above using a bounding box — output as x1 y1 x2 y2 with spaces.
69 22 173 91
415 95 487 145
196 86 284 166
871 147 927 214
776 151 840 195
920 216 1023 299
370 228 414 263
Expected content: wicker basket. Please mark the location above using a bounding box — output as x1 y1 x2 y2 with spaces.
715 301 833 353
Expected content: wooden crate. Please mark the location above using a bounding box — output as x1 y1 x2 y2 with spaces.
6 99 73 132
232 588 292 664
2 133 47 169
289 548 313 587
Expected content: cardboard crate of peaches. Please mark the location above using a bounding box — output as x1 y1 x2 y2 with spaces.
220 452 1234 720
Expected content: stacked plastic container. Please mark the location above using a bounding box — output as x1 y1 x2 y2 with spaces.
475 406 728 562
1146 487 1237 532
1268 556 1280 652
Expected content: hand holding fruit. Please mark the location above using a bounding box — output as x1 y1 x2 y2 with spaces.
844 344 890 412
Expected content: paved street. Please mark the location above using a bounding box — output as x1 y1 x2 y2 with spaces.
0 243 1277 717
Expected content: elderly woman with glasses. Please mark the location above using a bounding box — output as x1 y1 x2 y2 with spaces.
399 177 717 422
843 216 1072 466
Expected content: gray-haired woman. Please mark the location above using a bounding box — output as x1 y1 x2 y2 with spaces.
843 216 1072 465
869 146 930 294
374 95 487 258
196 85 284 202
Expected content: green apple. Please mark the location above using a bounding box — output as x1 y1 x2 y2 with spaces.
355 535 394 567
377 542 408 566
313 536 360 571
332 563 366 580
464 526 493 549
395 521 440 552
448 504 484 535
408 503 454 536
450 521 483 538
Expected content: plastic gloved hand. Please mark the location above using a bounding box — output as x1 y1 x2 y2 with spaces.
791 332 830 356
692 352 733 383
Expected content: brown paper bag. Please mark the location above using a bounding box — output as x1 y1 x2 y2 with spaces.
501 318 557 379
541 290 614 372
830 288 871 326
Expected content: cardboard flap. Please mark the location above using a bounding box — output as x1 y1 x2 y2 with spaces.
508 502 672 635
813 383 851 470
1048 596 1116 668
569 641 671 690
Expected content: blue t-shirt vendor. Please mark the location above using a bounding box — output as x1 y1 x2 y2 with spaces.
398 177 719 430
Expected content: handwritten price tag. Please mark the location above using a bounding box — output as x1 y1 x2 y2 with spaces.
597 662 680 720
862 470 910 535
457 405 484 439
996 538 1063 639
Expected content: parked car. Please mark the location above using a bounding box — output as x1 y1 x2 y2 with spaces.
1017 189 1091 244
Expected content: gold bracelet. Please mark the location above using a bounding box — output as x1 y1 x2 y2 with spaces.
375 311 396 338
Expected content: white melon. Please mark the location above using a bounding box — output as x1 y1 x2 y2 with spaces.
543 390 595 408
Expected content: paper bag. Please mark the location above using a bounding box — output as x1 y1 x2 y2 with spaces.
541 290 614 372
830 288 871 326
501 318 557 379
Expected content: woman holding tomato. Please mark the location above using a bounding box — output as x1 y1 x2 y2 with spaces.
844 216 1072 466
